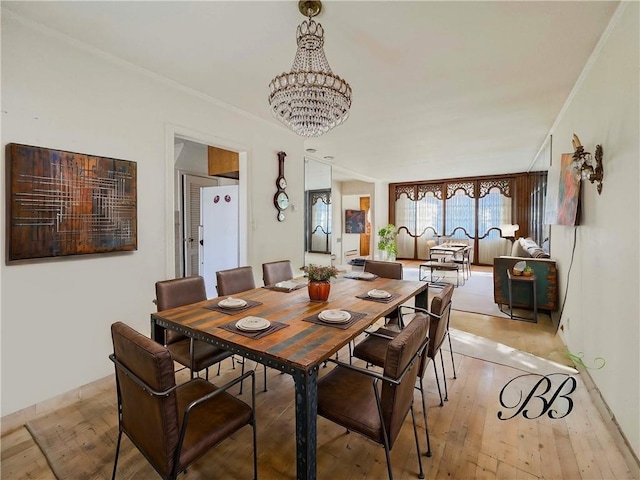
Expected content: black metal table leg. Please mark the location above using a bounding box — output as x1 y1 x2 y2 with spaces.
293 366 319 480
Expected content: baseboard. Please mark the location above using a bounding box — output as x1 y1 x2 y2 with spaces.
1 374 115 435
578 365 640 478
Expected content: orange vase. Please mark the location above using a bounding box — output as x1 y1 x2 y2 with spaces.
308 281 331 302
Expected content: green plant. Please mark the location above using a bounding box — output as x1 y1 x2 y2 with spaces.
377 224 398 255
524 266 533 273
301 264 339 283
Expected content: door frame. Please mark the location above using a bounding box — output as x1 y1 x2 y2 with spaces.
165 124 248 278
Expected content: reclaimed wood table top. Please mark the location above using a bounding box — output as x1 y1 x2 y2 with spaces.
151 275 428 372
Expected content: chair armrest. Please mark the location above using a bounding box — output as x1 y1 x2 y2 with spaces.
184 370 255 414
399 305 443 323
362 329 397 341
326 334 429 385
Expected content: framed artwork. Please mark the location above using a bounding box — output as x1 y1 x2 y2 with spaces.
6 143 137 263
556 153 581 226
345 209 366 234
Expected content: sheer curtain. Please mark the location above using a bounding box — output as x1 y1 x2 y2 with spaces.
477 182 512 264
395 184 442 260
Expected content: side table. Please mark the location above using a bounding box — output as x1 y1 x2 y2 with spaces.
506 269 537 322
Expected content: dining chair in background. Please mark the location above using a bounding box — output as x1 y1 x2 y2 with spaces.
109 321 257 480
216 266 256 296
215 265 267 393
404 283 456 406
262 260 294 286
351 283 455 452
317 315 430 479
155 276 234 380
453 246 472 280
363 259 403 329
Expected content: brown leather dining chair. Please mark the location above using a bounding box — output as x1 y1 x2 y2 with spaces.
354 283 455 405
215 266 267 392
216 266 256 296
109 321 257 480
262 260 294 286
155 276 234 379
317 315 430 480
351 283 455 454
363 259 403 328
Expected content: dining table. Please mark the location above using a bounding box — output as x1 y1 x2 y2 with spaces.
150 274 429 480
429 242 467 260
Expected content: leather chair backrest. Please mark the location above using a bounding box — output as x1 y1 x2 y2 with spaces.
380 315 429 448
428 284 454 358
216 266 256 296
155 276 207 345
262 260 294 286
363 260 403 279
111 322 179 477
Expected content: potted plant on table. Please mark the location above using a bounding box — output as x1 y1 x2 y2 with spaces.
301 264 339 302
522 266 534 277
377 224 398 261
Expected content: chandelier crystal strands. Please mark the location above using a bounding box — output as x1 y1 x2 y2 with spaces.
268 1 352 137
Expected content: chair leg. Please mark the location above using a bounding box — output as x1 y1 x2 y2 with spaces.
410 406 426 479
111 430 122 480
432 360 444 406
447 331 457 379
439 350 449 401
383 436 394 480
263 364 268 392
239 359 246 395
251 375 258 480
418 377 432 457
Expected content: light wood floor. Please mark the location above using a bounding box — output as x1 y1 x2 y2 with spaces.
2 268 635 479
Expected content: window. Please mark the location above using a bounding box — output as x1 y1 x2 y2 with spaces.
390 173 547 264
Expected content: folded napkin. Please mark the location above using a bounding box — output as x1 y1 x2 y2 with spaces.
263 281 306 293
343 273 379 281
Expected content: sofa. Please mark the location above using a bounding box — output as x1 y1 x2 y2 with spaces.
493 237 559 312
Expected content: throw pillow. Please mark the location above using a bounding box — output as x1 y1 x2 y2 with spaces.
512 238 531 258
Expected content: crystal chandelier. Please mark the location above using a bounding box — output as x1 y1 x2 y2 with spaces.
268 1 352 137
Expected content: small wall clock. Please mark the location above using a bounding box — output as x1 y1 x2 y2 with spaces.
274 151 289 221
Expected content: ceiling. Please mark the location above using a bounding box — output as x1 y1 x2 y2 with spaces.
3 1 619 183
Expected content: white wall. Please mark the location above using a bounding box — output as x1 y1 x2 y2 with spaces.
1 13 304 415
550 2 639 457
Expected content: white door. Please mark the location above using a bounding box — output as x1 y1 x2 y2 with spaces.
182 174 219 277
200 185 239 297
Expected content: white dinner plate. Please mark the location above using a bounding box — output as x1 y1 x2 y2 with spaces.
367 289 391 299
359 272 376 280
319 309 351 324
236 316 271 331
219 297 247 309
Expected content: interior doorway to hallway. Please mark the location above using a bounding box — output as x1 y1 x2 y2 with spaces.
173 136 244 294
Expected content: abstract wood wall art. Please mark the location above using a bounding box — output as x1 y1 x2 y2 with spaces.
6 143 137 263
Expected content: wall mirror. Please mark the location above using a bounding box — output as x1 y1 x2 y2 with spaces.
304 158 332 265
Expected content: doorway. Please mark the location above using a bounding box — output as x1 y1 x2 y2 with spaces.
168 129 248 285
